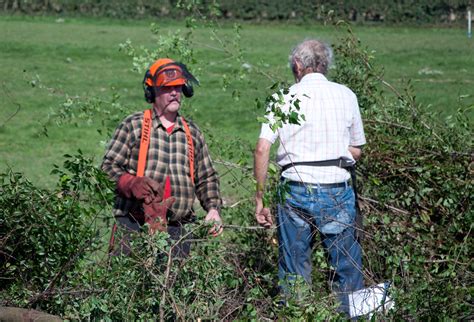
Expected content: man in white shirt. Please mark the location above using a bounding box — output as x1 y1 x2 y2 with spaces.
254 39 366 315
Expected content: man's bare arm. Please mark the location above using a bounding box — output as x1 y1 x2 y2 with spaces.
349 146 362 161
254 139 272 196
254 138 273 228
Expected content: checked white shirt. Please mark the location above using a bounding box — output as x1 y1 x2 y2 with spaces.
259 73 366 184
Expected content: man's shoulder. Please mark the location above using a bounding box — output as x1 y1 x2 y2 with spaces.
117 110 147 129
124 110 146 122
327 80 357 97
295 75 357 98
181 116 202 133
180 116 208 146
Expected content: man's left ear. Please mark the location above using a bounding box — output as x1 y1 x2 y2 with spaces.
292 59 303 82
182 83 194 97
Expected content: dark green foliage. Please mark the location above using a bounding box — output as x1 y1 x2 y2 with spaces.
0 152 113 305
1 0 472 24
332 24 473 319
0 167 278 319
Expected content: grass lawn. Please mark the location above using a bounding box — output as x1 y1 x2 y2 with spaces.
1 15 473 188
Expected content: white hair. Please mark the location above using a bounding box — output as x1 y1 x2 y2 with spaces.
289 39 333 75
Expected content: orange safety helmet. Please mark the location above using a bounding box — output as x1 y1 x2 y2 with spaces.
146 58 186 87
143 58 198 102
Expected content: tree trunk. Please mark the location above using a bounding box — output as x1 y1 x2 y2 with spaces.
0 307 62 322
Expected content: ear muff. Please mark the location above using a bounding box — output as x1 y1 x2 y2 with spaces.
182 83 194 98
143 70 155 103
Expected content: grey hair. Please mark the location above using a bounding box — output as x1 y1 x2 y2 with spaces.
289 39 333 75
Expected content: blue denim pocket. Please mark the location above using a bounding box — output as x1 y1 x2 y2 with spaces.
316 187 356 235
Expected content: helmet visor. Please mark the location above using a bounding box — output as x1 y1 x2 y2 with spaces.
154 66 186 87
146 62 199 88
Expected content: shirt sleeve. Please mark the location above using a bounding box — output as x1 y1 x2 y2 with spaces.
259 121 279 144
193 128 222 212
101 119 133 182
258 92 281 144
349 95 366 147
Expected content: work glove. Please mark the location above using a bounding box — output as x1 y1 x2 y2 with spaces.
143 196 176 234
117 173 163 204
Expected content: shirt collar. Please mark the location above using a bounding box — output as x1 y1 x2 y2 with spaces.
299 72 328 83
150 109 184 131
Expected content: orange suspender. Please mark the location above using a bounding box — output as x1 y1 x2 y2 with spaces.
137 109 152 177
181 117 195 185
137 108 195 183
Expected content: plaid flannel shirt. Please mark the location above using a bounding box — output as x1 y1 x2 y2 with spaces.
102 110 221 223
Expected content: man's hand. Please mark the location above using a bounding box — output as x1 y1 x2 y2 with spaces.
117 173 163 204
205 209 223 237
255 196 273 228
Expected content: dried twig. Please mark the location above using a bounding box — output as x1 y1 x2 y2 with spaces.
224 224 274 230
359 195 410 215
214 159 252 171
1 82 21 127
366 119 413 130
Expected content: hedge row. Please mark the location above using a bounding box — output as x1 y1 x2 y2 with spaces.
1 0 472 24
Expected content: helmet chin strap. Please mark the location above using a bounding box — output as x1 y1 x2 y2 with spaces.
153 96 181 119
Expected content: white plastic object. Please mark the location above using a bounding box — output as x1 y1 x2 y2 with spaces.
349 282 394 318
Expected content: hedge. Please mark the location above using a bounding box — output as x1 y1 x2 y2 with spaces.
1 0 472 24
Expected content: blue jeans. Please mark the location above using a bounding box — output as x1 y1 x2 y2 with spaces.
277 180 364 314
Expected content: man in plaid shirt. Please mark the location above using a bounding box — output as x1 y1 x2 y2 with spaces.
254 39 366 316
102 58 222 256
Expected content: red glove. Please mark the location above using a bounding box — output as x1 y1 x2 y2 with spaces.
143 197 176 234
117 173 162 204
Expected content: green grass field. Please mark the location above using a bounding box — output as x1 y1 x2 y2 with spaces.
1 15 473 188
